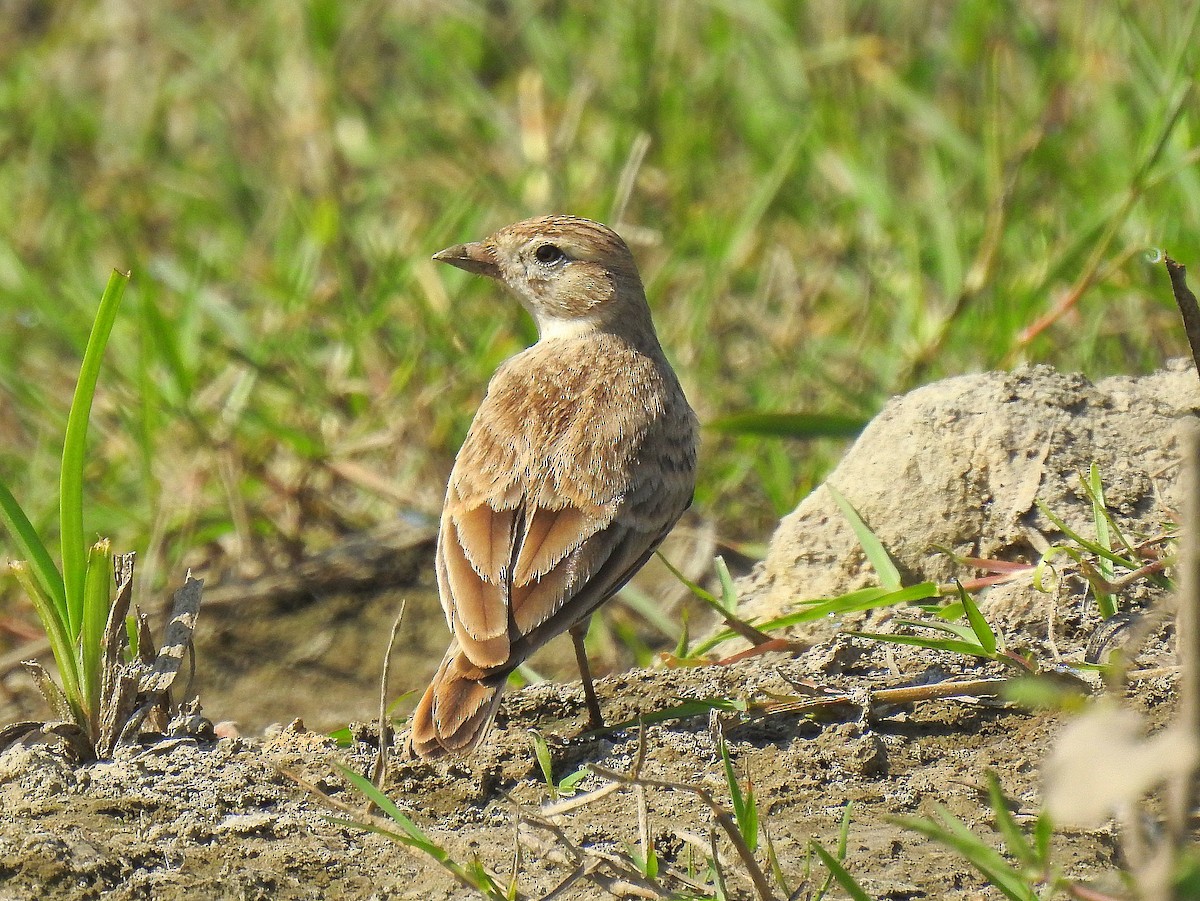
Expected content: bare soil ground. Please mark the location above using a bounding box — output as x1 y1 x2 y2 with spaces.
0 363 1190 900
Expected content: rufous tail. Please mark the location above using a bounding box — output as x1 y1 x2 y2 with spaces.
408 649 506 759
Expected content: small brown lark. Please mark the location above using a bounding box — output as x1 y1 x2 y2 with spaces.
409 215 698 759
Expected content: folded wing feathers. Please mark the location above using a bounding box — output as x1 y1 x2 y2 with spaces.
438 401 690 675
454 504 515 583
510 522 624 633
440 517 510 668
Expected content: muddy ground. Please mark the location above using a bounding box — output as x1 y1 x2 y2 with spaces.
0 363 1191 900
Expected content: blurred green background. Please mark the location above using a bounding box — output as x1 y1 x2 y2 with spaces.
0 1 1196 611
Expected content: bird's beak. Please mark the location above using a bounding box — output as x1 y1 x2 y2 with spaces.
432 241 501 279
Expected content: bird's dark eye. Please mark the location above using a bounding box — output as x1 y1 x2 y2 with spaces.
535 243 566 264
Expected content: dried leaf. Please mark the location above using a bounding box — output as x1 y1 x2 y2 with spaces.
141 576 203 694
21 661 75 724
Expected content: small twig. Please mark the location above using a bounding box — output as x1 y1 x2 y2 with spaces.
636 782 651 873
1105 557 1174 590
1165 256 1200 382
755 677 1018 720
1014 241 1144 353
512 811 583 866
537 863 588 901
371 600 407 791
1168 424 1200 845
1126 665 1181 681
589 765 778 901
717 638 803 665
507 812 522 901
537 779 624 818
609 132 651 227
516 808 681 898
627 717 650 780
870 677 1014 706
709 826 730 899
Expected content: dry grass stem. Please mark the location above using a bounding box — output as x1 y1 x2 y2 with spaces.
588 763 777 901
1168 423 1200 853
1165 257 1200 380
371 599 407 791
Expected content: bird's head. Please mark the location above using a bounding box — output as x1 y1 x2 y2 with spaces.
433 215 651 342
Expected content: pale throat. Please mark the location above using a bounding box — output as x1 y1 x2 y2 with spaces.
534 313 604 342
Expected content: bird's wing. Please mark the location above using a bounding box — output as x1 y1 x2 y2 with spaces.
436 345 696 673
440 446 693 673
439 475 621 670
507 502 622 634
436 500 516 669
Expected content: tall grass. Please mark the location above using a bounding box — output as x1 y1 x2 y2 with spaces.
0 271 128 738
0 2 1196 607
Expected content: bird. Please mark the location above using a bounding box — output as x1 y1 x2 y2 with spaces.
408 215 698 759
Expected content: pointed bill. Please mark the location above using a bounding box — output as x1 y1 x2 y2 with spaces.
432 241 500 279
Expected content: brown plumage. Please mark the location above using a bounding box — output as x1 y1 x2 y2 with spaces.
408 215 698 759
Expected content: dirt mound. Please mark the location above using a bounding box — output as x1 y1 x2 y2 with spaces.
747 360 1194 627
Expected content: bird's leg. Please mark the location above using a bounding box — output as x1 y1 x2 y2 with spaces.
569 619 605 730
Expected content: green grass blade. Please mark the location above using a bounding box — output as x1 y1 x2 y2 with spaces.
714 555 738 612
798 583 940 619
60 270 130 637
706 412 868 439
809 839 871 901
557 768 587 794
897 806 1036 901
837 801 854 859
812 801 857 900
9 560 82 714
656 552 719 605
334 763 429 844
827 484 902 590
850 631 989 658
892 618 979 641
718 738 756 853
986 772 1039 870
1035 501 1140 571
688 582 938 658
328 726 353 747
1077 473 1141 560
764 828 792 898
326 816 441 857
0 479 67 616
939 802 1038 886
934 600 966 620
1034 813 1053 866
719 126 806 272
139 284 194 397
958 583 998 655
740 782 759 855
672 607 690 659
1084 464 1117 618
527 729 557 800
79 539 114 728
